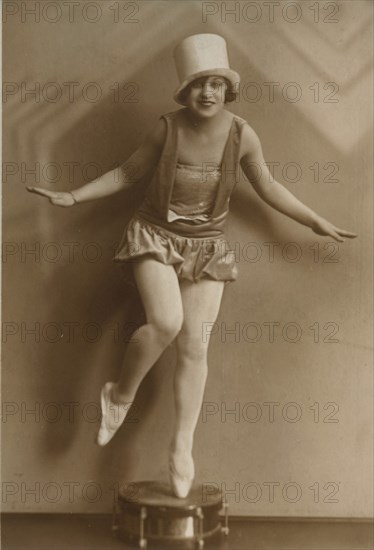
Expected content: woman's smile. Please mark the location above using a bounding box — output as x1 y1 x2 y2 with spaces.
185 76 228 118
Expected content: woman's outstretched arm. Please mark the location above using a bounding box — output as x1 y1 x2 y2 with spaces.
240 124 357 243
26 117 166 207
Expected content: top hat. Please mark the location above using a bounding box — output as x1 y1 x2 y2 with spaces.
173 33 240 105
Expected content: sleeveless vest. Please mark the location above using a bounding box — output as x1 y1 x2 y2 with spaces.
136 109 246 237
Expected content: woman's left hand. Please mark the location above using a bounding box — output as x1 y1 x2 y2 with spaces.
311 217 358 242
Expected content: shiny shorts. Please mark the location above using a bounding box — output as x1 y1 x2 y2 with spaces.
113 214 238 286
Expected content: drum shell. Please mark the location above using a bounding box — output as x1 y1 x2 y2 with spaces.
115 481 224 544
117 501 222 542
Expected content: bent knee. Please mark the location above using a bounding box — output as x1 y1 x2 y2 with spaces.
150 313 183 344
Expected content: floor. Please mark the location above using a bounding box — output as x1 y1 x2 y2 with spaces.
1 514 373 550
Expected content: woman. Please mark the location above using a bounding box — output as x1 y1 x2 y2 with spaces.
27 34 357 499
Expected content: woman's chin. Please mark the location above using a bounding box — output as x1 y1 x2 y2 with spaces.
187 104 224 119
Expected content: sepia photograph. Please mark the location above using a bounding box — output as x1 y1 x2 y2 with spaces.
1 1 373 548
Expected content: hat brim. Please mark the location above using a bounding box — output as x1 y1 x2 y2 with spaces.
173 69 240 105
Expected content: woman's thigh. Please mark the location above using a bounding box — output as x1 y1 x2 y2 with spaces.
176 278 225 356
132 258 184 329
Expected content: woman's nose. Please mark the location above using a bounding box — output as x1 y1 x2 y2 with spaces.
201 83 216 98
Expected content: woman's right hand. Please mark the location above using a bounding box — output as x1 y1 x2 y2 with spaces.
26 186 77 207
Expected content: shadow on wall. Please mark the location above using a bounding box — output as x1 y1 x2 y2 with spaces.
28 65 176 477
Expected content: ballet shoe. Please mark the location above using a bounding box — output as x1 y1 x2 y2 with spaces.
96 382 131 446
169 447 195 499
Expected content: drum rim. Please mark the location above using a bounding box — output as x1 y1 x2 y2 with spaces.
117 500 223 516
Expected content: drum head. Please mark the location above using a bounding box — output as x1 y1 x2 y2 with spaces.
118 480 222 511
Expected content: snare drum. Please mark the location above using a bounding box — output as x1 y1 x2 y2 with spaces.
112 480 229 548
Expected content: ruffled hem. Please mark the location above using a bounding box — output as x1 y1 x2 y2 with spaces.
113 215 238 286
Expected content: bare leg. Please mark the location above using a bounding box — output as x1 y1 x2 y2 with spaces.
113 258 184 403
169 278 225 496
97 258 184 446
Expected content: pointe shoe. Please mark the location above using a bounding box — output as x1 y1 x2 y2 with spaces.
169 448 195 499
97 382 131 446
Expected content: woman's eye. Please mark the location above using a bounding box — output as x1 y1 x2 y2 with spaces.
190 80 226 92
191 82 202 88
209 81 225 89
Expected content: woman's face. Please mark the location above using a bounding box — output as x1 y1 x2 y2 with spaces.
184 76 228 119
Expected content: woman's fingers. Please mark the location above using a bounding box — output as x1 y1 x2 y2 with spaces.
313 222 357 242
26 186 75 207
335 227 358 239
26 186 55 199
324 227 344 242
331 232 344 243
328 226 357 242
50 197 71 207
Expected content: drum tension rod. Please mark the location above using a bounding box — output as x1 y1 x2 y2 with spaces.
139 506 148 549
196 506 204 548
111 501 119 533
221 501 229 535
